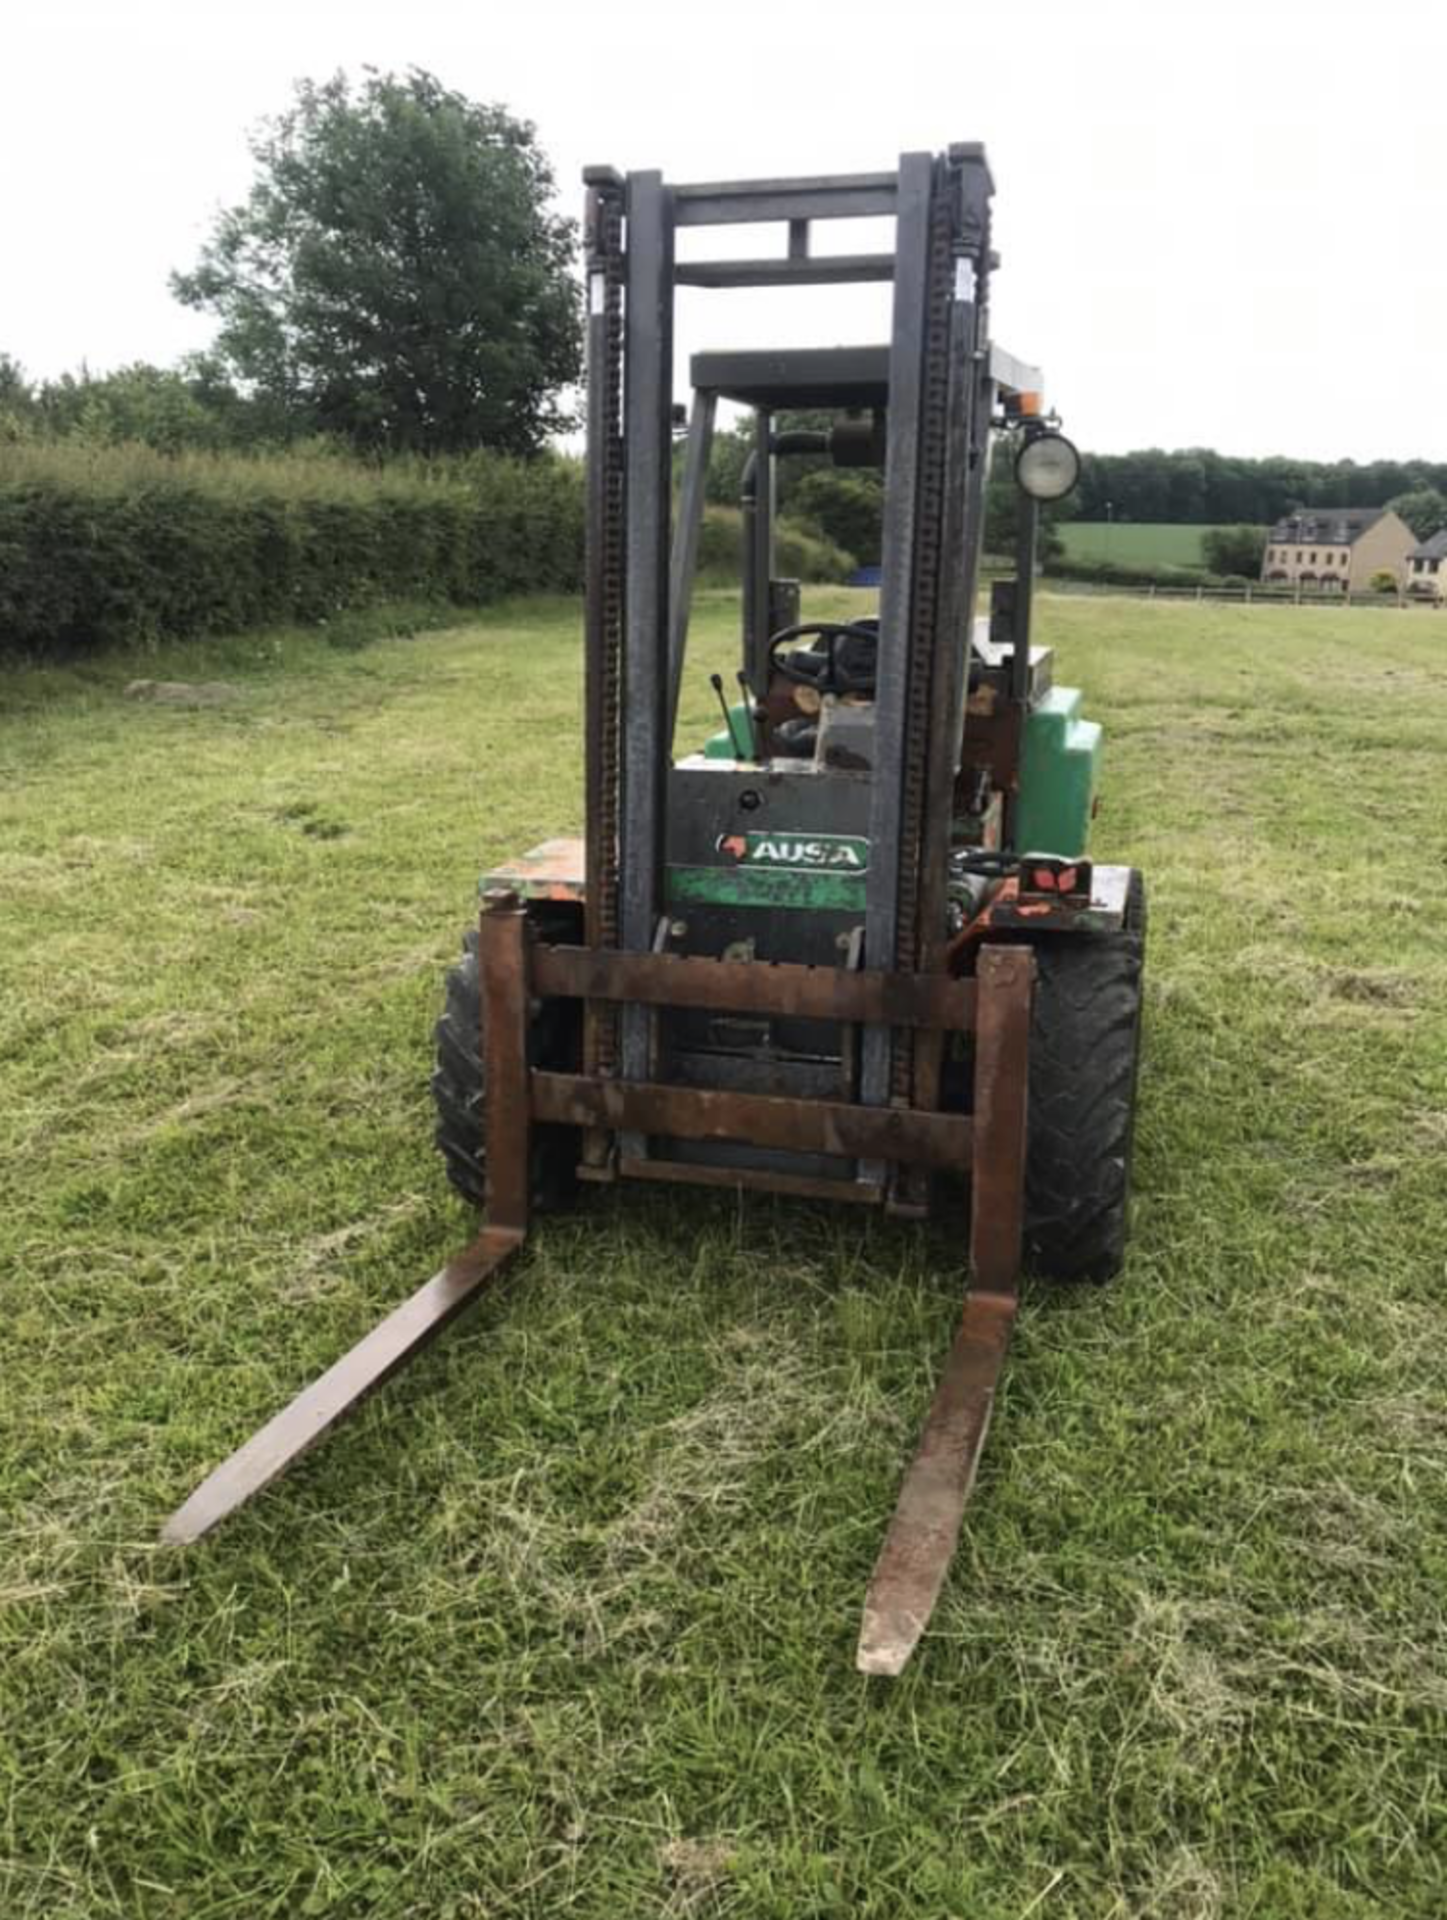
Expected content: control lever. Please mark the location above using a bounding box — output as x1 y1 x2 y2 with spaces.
735 671 761 758
709 673 748 758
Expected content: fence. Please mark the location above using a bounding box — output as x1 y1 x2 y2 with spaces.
1042 577 1446 610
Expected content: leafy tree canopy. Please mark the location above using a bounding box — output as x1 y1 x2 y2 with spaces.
0 354 36 443
1385 487 1447 541
0 353 286 452
791 469 884 564
0 353 31 409
1201 524 1267 577
173 69 581 456
37 363 231 453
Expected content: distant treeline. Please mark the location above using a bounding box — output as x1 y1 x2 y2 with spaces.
1073 449 1447 526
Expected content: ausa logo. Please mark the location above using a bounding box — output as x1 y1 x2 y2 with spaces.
716 831 870 874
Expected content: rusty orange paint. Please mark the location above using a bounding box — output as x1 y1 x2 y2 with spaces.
945 875 1021 968
481 836 587 904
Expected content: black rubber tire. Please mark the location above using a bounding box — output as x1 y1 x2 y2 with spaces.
431 912 581 1210
1023 872 1147 1282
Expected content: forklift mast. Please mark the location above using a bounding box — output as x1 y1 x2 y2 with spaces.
581 148 1043 1175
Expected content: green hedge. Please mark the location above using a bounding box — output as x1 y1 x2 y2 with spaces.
694 504 855 586
1044 554 1209 590
0 441 585 655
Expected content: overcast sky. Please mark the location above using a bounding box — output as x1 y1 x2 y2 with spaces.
6 0 1446 462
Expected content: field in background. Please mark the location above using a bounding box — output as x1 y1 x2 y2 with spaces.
3 589 1445 1917
1059 521 1237 569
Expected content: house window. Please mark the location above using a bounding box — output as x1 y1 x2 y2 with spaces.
1433 559 1441 575
1414 558 1423 573
1310 551 1318 564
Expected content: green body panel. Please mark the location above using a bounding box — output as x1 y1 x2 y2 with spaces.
702 704 754 759
684 685 1103 889
1015 685 1101 859
665 864 867 911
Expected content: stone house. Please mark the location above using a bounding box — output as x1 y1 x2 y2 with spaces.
1405 527 1447 599
1260 507 1415 593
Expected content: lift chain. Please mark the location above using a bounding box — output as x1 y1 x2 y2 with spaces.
585 186 627 1081
889 160 959 1108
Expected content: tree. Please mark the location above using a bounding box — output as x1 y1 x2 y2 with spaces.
1071 449 1447 528
177 352 292 448
0 353 36 441
1201 525 1266 577
173 69 581 455
791 469 884 561
702 420 754 508
1386 487 1447 541
0 353 32 410
34 363 231 453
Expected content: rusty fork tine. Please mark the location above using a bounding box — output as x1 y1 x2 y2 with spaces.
856 944 1033 1675
163 900 536 1548
161 1228 524 1546
855 1288 1016 1674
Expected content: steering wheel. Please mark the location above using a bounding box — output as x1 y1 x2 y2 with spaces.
767 622 878 697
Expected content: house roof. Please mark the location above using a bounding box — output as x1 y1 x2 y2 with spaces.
1267 507 1386 547
1409 528 1447 559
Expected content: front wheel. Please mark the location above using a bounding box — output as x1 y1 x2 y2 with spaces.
1022 873 1147 1281
431 910 581 1210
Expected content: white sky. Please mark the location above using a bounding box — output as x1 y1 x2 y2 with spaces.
6 0 1447 462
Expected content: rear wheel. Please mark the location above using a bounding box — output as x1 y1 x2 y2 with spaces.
1022 873 1147 1282
431 907 582 1210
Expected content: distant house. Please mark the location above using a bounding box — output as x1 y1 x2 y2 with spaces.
1260 508 1414 593
1405 528 1447 599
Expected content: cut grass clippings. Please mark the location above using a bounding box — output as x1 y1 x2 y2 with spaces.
1 589 1445 1917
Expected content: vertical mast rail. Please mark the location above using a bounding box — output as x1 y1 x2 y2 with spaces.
618 175 675 1168
744 410 775 697
913 151 994 1130
581 170 627 1178
861 152 935 1123
889 162 958 1050
666 389 717 745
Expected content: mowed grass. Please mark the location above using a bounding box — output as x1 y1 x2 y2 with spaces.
2 589 1446 1918
1059 523 1236 569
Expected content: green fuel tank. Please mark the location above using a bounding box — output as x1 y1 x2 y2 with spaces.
1014 685 1102 859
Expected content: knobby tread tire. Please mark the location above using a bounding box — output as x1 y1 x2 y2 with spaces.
431 912 581 1211
1023 873 1146 1283
432 927 488 1206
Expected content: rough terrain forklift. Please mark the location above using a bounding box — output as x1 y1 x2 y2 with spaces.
165 148 1146 1676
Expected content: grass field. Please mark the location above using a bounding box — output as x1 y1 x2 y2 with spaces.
3 590 1446 1918
1059 523 1234 569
